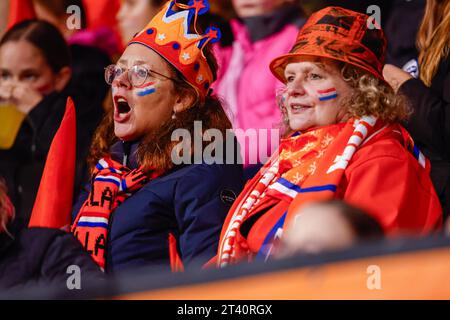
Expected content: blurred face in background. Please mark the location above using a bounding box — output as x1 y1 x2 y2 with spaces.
117 0 161 44
0 40 64 95
232 0 296 17
279 203 357 256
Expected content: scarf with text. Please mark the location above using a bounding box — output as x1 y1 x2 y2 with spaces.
71 157 160 271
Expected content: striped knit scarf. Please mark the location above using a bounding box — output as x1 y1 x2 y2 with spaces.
71 157 161 271
217 116 385 267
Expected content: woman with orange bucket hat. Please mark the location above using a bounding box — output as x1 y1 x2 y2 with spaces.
215 6 443 268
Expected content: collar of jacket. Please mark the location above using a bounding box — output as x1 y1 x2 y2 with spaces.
238 5 305 43
110 140 140 169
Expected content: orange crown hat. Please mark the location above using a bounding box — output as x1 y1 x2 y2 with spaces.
129 0 221 98
270 6 387 83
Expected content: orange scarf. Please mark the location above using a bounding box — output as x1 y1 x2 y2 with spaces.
71 157 158 271
217 116 385 267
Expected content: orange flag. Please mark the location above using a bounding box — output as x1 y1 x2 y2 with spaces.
29 97 76 230
7 0 36 30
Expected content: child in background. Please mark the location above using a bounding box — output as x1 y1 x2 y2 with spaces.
0 20 103 227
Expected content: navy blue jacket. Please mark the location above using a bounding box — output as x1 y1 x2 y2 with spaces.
72 142 243 273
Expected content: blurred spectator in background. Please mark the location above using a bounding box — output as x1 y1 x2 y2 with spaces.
116 0 166 45
82 0 121 43
33 0 121 57
33 0 88 39
277 200 384 258
213 0 306 179
31 0 113 109
6 0 113 110
6 0 36 30
0 179 102 290
0 20 103 228
384 0 426 71
383 0 450 218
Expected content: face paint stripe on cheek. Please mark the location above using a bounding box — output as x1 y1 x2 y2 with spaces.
35 82 53 94
135 81 155 89
317 88 338 101
136 82 156 97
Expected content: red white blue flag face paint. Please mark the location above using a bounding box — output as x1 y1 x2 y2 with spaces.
136 82 156 97
317 88 338 101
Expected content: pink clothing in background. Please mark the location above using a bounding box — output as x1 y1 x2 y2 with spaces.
68 27 122 58
213 19 301 167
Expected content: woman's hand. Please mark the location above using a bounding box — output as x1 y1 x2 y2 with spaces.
0 82 43 114
383 64 413 93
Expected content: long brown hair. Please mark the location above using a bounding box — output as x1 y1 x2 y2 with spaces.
417 0 450 86
87 45 232 173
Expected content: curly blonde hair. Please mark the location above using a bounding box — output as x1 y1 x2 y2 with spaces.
339 62 411 123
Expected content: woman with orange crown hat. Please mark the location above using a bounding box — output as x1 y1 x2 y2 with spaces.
71 0 243 273
215 6 443 268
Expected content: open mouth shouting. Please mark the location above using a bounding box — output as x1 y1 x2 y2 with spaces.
114 95 132 123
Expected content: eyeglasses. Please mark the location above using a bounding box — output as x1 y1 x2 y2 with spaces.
104 64 180 87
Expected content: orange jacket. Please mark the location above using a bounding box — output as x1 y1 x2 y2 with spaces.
216 125 443 264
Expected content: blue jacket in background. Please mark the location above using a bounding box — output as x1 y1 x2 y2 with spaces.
72 141 243 273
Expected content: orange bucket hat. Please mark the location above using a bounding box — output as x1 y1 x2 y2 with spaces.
270 6 387 83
